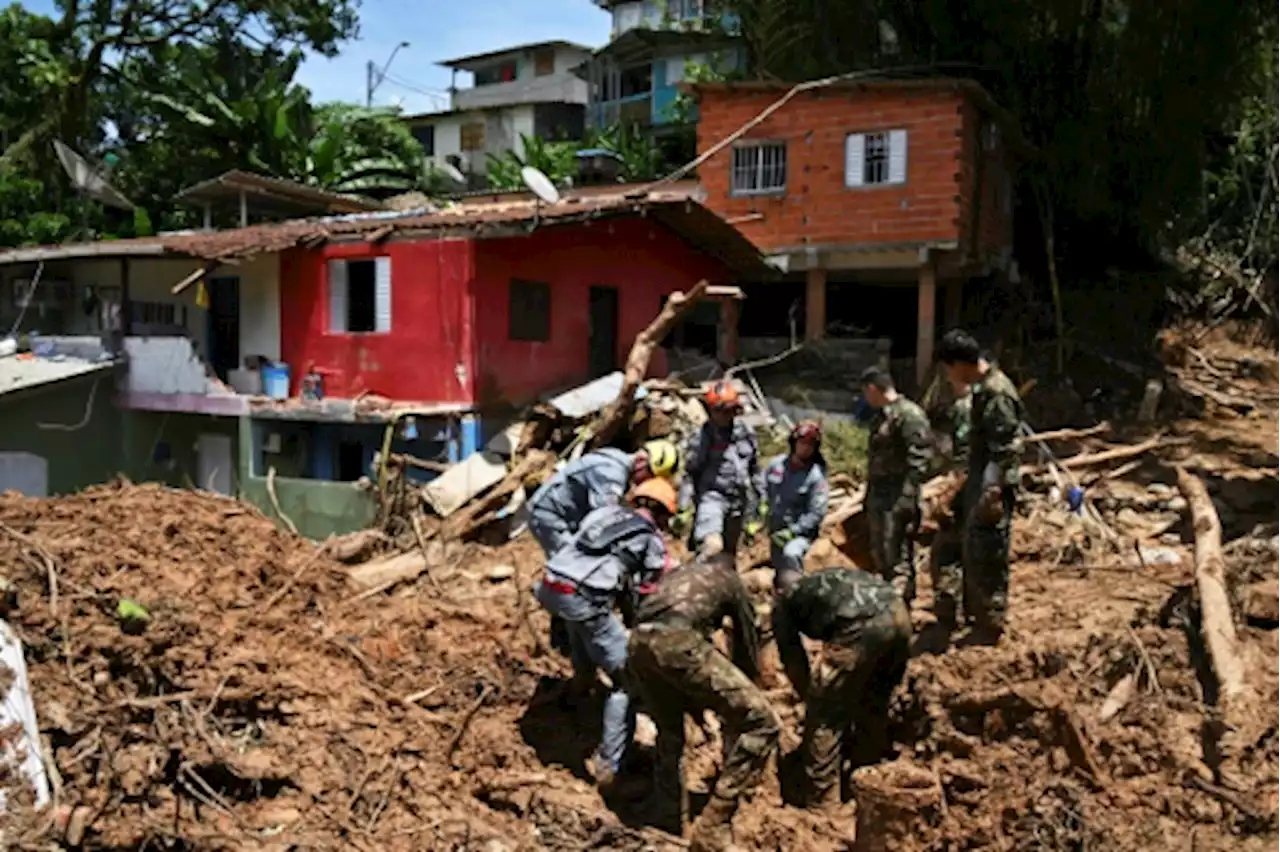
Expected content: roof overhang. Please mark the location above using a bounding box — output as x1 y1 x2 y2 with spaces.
765 241 959 273
0 240 167 264
574 29 738 74
437 40 593 71
175 170 382 217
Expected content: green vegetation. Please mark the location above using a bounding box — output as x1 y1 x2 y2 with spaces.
758 419 868 480
483 125 667 191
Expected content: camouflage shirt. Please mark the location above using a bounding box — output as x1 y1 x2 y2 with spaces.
948 391 973 471
967 367 1025 491
634 558 761 682
772 567 902 697
865 396 933 498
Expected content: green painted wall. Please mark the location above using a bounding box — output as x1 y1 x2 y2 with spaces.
234 417 377 541
0 372 122 494
123 411 240 489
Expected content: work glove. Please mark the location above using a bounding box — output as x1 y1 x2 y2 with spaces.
770 528 795 549
743 519 763 542
976 485 1005 525
670 508 694 536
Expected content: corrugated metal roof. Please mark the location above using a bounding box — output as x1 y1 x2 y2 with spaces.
0 356 113 398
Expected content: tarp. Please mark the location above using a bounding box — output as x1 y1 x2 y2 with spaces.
0 619 50 814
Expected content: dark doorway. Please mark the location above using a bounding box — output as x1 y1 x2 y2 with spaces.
587 285 619 377
336 441 366 482
206 277 240 381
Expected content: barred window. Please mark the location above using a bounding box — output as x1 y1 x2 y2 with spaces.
730 142 786 196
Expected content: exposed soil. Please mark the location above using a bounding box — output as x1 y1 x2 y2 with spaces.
0 334 1276 851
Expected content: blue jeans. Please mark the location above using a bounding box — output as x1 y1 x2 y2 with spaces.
534 580 635 772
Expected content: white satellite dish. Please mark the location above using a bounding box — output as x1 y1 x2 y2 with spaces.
53 140 135 211
439 161 467 186
521 166 561 205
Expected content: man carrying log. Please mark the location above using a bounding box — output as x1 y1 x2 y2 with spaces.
676 381 762 561
527 440 679 653
936 329 1025 643
532 477 678 788
628 553 779 851
860 366 933 603
929 376 972 630
771 566 911 808
746 420 830 592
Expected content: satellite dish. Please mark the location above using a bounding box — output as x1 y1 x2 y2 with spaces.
53 140 135 211
439 161 467 186
521 166 561 205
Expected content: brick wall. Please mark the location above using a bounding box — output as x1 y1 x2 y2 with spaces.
696 85 1012 257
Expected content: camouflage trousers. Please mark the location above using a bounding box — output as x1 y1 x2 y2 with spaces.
628 624 780 832
866 503 916 603
962 487 1015 633
802 600 911 806
929 516 964 626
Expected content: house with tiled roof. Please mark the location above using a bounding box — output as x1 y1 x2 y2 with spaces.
0 172 763 537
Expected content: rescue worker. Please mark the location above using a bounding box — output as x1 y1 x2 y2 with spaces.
771 566 911 807
676 381 761 559
628 553 779 851
746 420 830 592
929 376 972 629
527 439 681 558
860 366 933 602
533 477 678 787
936 329 1025 642
527 440 679 655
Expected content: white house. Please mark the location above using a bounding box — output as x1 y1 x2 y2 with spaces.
404 40 595 184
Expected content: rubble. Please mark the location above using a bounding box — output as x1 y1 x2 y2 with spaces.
0 326 1276 850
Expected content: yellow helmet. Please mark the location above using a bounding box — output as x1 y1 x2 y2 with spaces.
642 439 680 478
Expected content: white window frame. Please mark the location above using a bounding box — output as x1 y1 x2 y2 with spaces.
328 256 392 335
845 129 908 188
730 141 787 197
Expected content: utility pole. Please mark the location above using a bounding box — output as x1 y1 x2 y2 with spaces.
366 42 410 108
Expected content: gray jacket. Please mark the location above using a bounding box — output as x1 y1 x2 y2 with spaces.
756 454 829 540
679 420 760 509
528 447 632 528
544 505 669 599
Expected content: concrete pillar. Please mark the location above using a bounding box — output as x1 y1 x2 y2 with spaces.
805 268 827 342
718 298 740 364
916 259 937 386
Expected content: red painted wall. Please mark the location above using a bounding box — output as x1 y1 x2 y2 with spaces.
278 239 476 403
473 218 729 405
696 85 1013 256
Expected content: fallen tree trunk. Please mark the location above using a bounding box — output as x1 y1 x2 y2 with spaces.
1024 422 1110 444
442 450 557 541
1034 436 1172 472
589 279 709 448
1175 466 1255 791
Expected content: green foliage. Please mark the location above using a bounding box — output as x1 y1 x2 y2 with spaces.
758 418 868 478
484 125 668 191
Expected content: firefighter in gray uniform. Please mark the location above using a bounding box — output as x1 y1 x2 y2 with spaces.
748 420 830 591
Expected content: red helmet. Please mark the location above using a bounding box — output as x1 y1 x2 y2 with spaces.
790 419 822 449
704 380 741 410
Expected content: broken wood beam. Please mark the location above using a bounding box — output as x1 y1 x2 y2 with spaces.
388 452 451 473
442 450 556 541
1035 436 1173 472
1023 422 1110 444
170 262 216 295
589 279 710 448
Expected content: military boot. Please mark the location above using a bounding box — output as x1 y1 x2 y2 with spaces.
689 794 737 852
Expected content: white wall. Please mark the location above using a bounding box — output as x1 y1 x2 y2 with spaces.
451 44 591 111
422 104 536 176
66 252 280 362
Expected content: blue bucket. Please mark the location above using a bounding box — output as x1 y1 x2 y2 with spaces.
262 364 290 400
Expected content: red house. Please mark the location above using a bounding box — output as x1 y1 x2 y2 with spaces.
688 78 1025 382
271 188 759 406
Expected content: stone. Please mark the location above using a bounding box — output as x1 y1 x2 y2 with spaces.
1241 579 1279 625
486 564 516 582
1164 496 1188 513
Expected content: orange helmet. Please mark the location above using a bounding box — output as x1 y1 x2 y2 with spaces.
631 477 678 515
704 380 741 410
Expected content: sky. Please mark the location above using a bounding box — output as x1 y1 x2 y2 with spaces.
21 0 613 115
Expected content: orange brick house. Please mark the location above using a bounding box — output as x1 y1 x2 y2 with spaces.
687 79 1024 383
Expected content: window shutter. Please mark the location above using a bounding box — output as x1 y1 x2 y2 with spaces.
888 129 908 184
328 260 348 333
845 133 866 187
374 257 392 333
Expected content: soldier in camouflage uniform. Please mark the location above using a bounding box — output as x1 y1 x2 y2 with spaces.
859 366 933 602
936 329 1025 641
772 567 911 807
928 378 971 628
628 553 779 851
